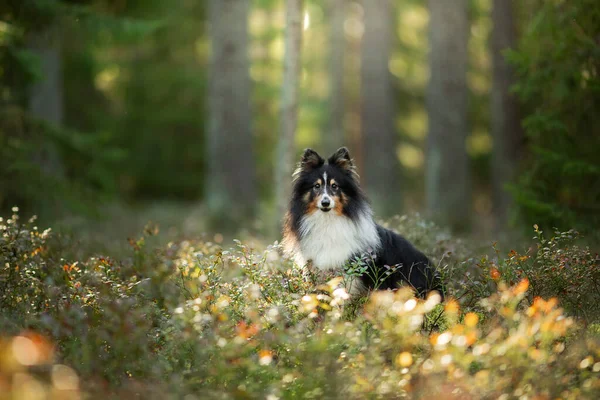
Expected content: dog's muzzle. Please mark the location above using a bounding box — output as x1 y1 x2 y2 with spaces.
319 196 332 211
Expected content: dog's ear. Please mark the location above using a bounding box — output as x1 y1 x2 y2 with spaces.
292 149 324 181
328 147 359 180
300 148 324 170
328 147 353 170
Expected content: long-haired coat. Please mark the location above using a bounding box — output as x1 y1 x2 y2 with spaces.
282 147 443 298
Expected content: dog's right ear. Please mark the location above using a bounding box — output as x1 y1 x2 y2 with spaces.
300 148 324 170
292 148 324 181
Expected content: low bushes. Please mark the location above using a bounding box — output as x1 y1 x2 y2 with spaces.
1 210 599 398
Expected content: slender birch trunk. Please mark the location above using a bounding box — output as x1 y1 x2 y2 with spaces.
27 3 66 217
361 0 401 218
426 0 470 231
207 0 256 231
28 10 64 180
491 0 523 227
275 0 304 229
327 0 346 154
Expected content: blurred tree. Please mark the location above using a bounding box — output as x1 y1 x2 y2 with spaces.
491 0 522 228
27 0 65 179
0 0 126 216
275 0 304 229
251 1 284 207
113 0 206 199
27 18 63 126
361 0 401 218
426 0 470 231
207 0 256 230
326 0 346 154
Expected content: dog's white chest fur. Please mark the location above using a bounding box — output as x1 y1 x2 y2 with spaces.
295 211 380 271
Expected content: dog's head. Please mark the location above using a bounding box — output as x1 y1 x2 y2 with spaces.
291 147 363 216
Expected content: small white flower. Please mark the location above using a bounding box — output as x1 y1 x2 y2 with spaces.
332 287 350 300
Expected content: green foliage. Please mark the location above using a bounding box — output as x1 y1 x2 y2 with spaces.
2 211 600 398
0 110 123 215
343 251 399 291
478 225 600 322
508 0 600 238
0 1 149 216
104 0 207 199
1 0 205 216
0 208 180 384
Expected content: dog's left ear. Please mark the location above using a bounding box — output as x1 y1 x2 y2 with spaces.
328 147 354 171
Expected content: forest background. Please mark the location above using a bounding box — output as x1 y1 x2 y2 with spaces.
2 1 600 398
2 0 598 244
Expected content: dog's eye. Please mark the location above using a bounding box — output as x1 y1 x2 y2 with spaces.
314 183 321 189
331 183 338 190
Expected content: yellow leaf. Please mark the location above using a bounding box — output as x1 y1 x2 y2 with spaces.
395 352 413 367
464 313 479 328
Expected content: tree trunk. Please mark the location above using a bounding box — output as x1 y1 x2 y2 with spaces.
326 0 346 154
275 0 304 230
207 0 256 231
361 0 400 218
491 0 522 227
28 32 63 126
426 0 470 231
28 17 64 176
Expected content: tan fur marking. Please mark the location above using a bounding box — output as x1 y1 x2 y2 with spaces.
303 192 311 203
281 211 298 257
334 193 345 215
306 198 319 215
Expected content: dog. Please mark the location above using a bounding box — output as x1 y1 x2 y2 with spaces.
282 147 444 298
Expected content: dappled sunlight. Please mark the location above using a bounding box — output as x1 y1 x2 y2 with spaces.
303 12 310 31
398 143 424 170
94 65 120 92
396 109 428 141
344 3 364 40
467 131 493 156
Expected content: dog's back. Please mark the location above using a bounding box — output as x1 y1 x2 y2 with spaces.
364 225 444 298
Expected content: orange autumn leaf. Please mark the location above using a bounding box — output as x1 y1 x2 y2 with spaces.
514 278 530 295
236 321 261 339
465 331 478 346
490 267 501 280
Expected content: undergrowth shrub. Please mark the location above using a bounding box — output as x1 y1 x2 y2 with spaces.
0 208 180 387
1 210 599 398
478 225 600 322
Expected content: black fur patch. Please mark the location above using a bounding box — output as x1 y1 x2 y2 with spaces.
355 226 444 298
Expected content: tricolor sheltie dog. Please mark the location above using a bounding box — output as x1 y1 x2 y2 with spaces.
282 147 443 298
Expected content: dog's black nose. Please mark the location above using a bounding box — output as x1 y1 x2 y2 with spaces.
321 198 331 208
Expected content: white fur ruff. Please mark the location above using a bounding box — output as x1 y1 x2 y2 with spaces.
293 209 380 272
